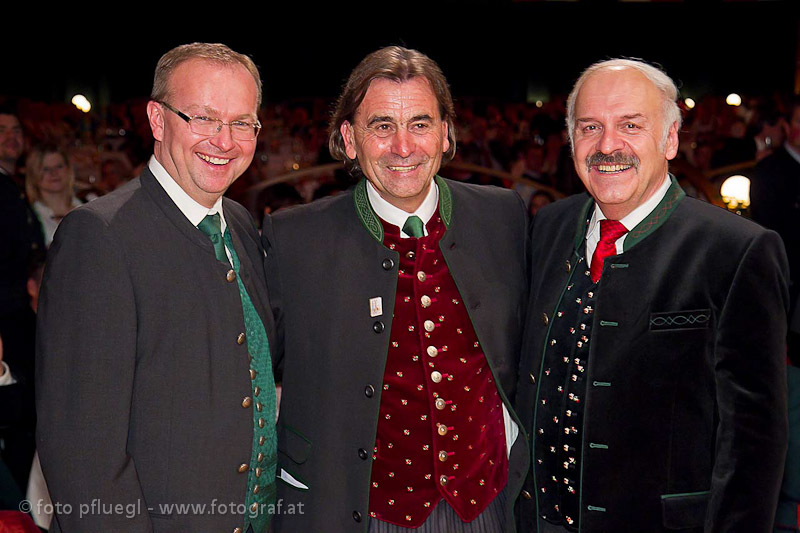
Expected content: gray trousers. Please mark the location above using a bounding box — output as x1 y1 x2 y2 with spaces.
368 486 508 533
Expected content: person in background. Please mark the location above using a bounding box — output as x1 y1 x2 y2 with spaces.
25 145 82 247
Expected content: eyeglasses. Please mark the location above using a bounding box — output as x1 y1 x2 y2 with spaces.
158 101 261 141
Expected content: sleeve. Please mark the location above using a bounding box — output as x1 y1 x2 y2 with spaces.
261 214 285 381
707 229 790 532
35 209 152 531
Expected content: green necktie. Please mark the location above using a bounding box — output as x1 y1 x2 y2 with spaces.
197 213 227 262
402 215 425 238
197 213 277 532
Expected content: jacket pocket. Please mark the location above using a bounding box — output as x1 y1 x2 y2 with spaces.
276 423 313 491
277 423 312 464
650 309 711 332
661 491 710 529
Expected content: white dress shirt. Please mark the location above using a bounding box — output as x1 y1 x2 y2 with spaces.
586 174 672 266
148 156 232 265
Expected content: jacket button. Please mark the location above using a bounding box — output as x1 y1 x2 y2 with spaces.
373 321 385 333
233 528 243 533
406 251 415 260
365 385 375 398
431 371 442 383
417 271 427 282
238 463 248 473
382 258 394 270
438 450 448 462
435 398 446 410
529 373 536 384
358 448 368 460
226 270 236 282
565 260 571 273
522 490 532 500
439 475 449 486
353 511 362 522
542 313 549 326
237 333 246 345
242 397 252 408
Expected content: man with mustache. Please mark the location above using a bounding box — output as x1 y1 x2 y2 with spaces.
516 58 789 532
262 46 529 532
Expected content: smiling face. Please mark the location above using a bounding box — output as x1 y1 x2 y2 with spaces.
572 67 678 220
38 152 70 194
147 58 259 207
341 77 449 213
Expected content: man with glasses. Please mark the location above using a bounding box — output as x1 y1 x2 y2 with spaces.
37 43 277 532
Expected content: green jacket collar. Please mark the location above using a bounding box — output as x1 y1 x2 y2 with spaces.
354 176 453 243
573 174 685 253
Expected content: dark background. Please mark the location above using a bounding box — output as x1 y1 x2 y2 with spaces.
5 1 799 106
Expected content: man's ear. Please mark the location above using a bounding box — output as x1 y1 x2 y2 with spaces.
147 101 165 142
665 121 679 161
341 121 357 160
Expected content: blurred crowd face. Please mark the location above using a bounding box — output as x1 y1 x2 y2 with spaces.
0 113 24 170
341 77 449 213
38 152 70 195
148 59 259 208
572 67 678 220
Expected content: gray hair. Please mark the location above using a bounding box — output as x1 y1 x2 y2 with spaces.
151 42 262 109
566 58 682 151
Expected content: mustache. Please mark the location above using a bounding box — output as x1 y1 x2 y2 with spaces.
585 152 640 171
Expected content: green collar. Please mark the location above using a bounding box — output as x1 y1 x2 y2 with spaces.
354 176 453 243
573 174 685 253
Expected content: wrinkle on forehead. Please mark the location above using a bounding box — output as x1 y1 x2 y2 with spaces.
355 78 441 124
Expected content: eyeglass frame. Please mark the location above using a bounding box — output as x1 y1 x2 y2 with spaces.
157 101 261 140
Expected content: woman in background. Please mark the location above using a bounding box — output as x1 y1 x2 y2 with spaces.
25 145 81 248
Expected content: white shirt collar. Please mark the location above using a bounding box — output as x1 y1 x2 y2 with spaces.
148 155 226 231
366 179 439 238
586 173 671 263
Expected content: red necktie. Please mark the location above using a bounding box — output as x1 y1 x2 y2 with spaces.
590 219 628 283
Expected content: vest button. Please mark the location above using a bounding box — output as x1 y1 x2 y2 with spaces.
417 271 427 282
258 418 265 428
257 452 264 462
424 320 435 332
250 503 258 513
431 371 442 383
522 490 532 500
242 397 252 408
353 511 362 522
226 269 236 282
250 369 257 380
259 436 266 446
426 346 438 357
254 386 260 397
435 398 446 410
253 484 260 495
255 467 262 477
358 448 368 460
382 258 394 271
365 385 375 398
373 321 385 333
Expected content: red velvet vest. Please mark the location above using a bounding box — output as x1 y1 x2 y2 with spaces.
368 210 508 527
